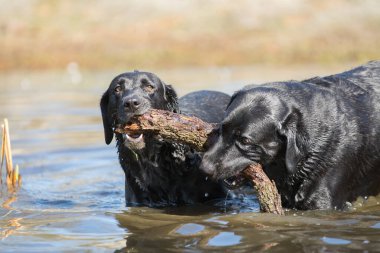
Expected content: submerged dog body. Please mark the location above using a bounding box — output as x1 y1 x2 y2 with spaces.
101 71 229 206
201 61 380 210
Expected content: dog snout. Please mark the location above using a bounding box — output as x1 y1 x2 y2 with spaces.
123 96 142 112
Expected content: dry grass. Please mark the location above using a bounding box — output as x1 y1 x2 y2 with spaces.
1 119 21 193
0 0 379 71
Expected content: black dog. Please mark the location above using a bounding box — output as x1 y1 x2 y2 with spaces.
201 61 380 210
100 71 230 207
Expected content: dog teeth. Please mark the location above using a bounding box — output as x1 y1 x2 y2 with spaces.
125 133 143 141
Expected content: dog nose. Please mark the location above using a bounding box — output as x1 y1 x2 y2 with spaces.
124 97 141 111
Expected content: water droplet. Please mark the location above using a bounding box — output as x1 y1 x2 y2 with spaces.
205 176 208 181
204 192 209 197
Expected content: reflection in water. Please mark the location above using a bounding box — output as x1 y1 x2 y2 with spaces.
0 70 380 252
207 232 242 247
1 217 23 240
1 191 22 240
113 199 380 252
175 223 205 236
1 193 17 209
321 237 351 245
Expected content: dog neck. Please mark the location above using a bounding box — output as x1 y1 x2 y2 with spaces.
115 134 195 187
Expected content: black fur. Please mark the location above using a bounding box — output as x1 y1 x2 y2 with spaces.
200 61 380 210
101 71 230 207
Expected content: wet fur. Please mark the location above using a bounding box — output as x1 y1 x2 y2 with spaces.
201 61 380 210
101 71 230 207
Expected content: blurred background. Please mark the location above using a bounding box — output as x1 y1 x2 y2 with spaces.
1 0 379 72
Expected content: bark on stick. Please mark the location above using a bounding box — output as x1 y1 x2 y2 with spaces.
115 109 214 152
115 109 284 214
242 164 284 215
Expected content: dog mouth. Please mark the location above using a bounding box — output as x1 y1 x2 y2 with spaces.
123 133 146 150
124 133 143 142
222 174 248 189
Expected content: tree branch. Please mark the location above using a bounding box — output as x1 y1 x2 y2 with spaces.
116 109 284 214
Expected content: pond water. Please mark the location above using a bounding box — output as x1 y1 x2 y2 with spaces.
1 66 379 252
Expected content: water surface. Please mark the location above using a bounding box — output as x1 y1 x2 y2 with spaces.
1 67 379 252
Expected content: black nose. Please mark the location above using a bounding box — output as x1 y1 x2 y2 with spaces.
124 97 141 111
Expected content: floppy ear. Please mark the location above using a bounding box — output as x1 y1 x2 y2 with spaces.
163 83 179 113
100 91 114 145
278 109 304 174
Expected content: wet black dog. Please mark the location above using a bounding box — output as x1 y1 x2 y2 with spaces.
201 61 380 210
101 71 230 207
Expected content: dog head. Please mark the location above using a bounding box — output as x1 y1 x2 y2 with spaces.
200 85 306 188
100 71 178 150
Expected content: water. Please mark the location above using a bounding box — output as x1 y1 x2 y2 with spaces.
1 67 380 252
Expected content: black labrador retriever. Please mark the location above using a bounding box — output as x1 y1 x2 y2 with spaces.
200 61 380 210
100 71 230 207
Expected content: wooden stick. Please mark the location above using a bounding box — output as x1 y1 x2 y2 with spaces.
115 109 214 151
117 109 284 214
242 164 284 215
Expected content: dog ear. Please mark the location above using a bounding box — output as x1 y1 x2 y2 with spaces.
100 91 114 145
163 83 179 113
278 109 304 174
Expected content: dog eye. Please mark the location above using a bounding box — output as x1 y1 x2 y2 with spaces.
241 137 251 145
143 84 155 93
240 137 252 145
114 85 122 93
233 130 252 145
